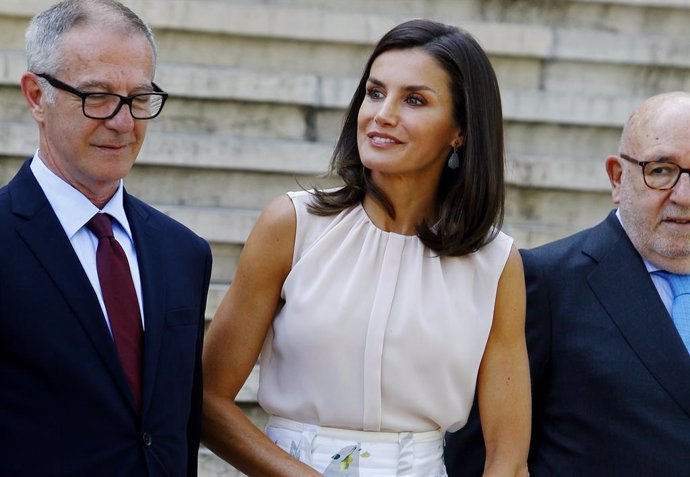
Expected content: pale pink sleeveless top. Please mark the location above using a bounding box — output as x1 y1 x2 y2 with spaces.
258 190 513 433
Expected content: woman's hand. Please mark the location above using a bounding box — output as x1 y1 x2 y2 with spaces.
202 194 322 477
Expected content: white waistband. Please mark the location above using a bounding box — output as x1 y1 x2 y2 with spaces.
266 415 443 444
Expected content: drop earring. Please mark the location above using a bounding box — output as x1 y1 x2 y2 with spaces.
447 147 460 170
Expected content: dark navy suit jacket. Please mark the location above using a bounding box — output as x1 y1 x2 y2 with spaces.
445 211 690 476
0 160 212 477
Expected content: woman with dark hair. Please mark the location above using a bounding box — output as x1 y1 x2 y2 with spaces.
202 19 530 477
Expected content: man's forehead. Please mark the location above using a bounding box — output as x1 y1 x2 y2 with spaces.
56 26 154 77
623 95 690 152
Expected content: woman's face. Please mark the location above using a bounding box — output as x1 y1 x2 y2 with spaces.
357 48 461 185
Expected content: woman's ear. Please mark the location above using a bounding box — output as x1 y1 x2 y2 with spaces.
451 133 463 149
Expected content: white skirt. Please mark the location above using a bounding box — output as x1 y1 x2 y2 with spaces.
265 415 448 477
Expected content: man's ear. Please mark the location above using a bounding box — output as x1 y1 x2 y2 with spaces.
605 155 623 204
21 72 46 122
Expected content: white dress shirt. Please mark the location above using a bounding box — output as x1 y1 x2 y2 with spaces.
30 152 145 331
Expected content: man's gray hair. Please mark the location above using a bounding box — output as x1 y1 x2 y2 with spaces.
26 0 158 102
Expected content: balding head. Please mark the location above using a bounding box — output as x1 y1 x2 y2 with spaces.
620 92 690 156
607 91 690 273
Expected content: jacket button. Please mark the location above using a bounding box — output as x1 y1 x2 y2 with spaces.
142 432 152 446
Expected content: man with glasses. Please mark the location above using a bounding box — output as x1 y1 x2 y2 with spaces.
0 1 211 476
446 91 690 476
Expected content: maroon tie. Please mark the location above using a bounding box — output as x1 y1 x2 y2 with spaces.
86 213 143 409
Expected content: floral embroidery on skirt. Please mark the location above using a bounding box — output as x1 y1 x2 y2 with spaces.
266 416 447 476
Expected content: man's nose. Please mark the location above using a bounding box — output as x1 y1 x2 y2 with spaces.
670 171 690 204
104 102 136 131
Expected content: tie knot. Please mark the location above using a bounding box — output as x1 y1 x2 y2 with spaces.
86 213 114 239
661 272 690 297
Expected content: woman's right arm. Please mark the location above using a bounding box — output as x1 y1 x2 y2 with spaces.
202 194 322 476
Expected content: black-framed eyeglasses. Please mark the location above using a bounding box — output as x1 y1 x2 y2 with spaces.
620 153 690 190
35 73 168 120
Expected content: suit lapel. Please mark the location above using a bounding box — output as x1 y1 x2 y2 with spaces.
586 212 690 418
9 162 135 407
125 193 166 418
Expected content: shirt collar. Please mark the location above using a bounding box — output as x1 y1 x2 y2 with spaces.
615 207 660 274
30 151 133 240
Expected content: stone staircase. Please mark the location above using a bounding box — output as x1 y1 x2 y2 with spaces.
1 0 689 475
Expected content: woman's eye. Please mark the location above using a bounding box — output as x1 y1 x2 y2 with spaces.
366 87 384 100
405 95 424 106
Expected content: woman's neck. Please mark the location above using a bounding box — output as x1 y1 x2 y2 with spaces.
363 178 439 235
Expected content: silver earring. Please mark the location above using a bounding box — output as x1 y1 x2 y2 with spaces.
447 147 460 170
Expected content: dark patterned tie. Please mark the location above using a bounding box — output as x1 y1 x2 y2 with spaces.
86 213 143 409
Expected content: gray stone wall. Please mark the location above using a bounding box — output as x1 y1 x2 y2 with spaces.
1 1 689 475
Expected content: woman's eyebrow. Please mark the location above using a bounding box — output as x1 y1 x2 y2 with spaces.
367 76 438 94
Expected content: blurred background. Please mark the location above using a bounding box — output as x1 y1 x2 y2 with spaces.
1 0 689 475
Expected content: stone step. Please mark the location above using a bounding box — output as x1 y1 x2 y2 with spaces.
207 243 242 284
575 0 690 7
0 120 615 193
127 153 611 212
0 120 615 195
504 123 621 165
536 61 690 103
198 447 245 477
158 204 259 245
147 33 690 96
0 3 547 60
507 155 611 192
126 165 341 210
205 283 228 321
0 120 333 174
5 0 689 18
0 157 24 185
156 187 612 248
0 50 647 128
1 2 689 68
100 2 690 68
505 187 614 244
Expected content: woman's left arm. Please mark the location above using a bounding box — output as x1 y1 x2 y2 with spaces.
478 245 531 477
